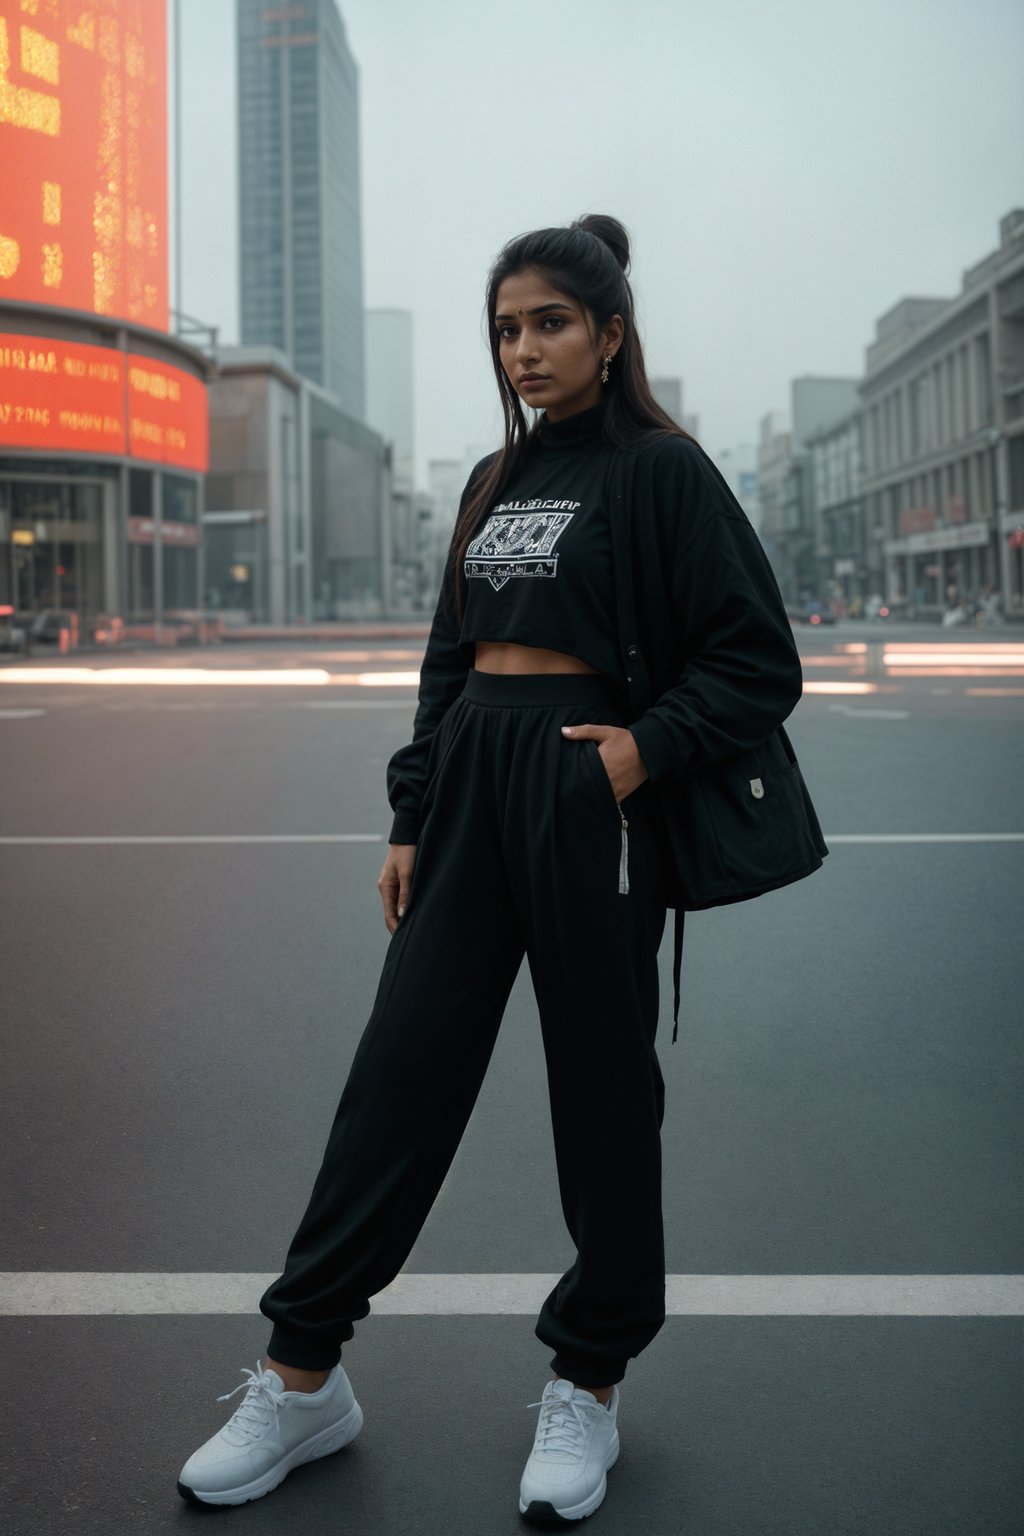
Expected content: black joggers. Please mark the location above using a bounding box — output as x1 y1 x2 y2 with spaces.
260 669 670 1387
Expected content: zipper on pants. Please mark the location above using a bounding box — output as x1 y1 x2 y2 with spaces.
618 806 629 894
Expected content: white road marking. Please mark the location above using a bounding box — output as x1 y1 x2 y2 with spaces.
0 708 45 718
824 833 1024 843
1 1272 1021 1317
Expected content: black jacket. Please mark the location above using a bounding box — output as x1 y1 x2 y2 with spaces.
389 430 803 834
387 427 824 1035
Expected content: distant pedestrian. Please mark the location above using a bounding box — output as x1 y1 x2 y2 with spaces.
178 214 824 1522
979 585 1003 626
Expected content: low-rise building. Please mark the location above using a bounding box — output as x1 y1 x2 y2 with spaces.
804 410 865 605
205 345 390 623
860 208 1024 616
715 444 761 533
758 380 858 602
758 377 859 605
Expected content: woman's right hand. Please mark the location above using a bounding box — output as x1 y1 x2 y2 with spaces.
379 842 417 934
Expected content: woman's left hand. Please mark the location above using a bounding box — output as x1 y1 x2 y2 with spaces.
560 723 650 803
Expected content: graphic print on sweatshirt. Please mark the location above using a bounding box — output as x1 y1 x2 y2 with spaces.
464 498 581 591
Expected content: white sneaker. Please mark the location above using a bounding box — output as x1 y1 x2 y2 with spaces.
519 1377 620 1522
177 1359 363 1507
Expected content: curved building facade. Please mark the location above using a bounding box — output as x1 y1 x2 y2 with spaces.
0 301 210 638
0 0 210 641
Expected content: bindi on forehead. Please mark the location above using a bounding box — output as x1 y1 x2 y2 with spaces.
494 300 576 323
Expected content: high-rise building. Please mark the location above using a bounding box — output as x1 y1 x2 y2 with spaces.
650 375 700 440
650 376 683 423
366 309 420 609
237 0 365 417
365 310 414 494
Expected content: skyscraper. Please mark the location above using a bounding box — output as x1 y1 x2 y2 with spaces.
237 0 365 417
365 309 414 493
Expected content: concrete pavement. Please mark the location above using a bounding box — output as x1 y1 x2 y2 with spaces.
1 642 1021 1532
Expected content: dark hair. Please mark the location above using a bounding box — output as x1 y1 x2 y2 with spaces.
447 214 695 624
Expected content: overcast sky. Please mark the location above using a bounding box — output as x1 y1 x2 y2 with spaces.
176 0 1023 483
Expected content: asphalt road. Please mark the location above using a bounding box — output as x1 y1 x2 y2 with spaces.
1 626 1022 1534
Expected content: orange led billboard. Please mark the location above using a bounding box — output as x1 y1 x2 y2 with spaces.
0 333 208 470
127 352 207 471
0 0 168 330
0 332 126 453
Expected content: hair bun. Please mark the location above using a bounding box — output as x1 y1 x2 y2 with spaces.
574 214 631 274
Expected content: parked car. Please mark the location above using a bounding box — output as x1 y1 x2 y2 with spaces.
786 599 837 626
0 604 29 654
29 608 78 645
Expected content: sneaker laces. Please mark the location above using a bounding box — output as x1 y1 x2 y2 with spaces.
215 1360 285 1446
526 1385 597 1461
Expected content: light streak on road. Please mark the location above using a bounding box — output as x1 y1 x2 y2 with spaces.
801 681 879 694
798 655 867 667
883 649 1024 667
0 668 423 687
885 667 1024 678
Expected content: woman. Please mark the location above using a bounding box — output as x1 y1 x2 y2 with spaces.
178 214 806 1522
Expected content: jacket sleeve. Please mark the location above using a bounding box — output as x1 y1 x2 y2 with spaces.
385 457 494 844
626 451 804 785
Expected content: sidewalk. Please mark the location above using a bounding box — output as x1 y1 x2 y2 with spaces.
2 614 1021 668
220 621 433 642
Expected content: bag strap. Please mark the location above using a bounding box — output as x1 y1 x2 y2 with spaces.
672 912 684 1044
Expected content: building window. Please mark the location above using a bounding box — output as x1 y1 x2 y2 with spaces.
128 469 155 621
162 474 199 616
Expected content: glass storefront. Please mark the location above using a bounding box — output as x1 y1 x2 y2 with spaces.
202 517 268 617
162 473 200 617
901 531 1000 613
0 472 106 631
911 552 943 609
128 469 156 621
1 462 202 636
126 468 202 623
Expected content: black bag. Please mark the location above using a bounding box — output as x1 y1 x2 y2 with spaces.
607 449 829 1040
651 724 828 1038
652 722 828 914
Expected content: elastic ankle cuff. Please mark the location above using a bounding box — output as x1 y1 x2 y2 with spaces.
550 1352 627 1388
266 1326 342 1372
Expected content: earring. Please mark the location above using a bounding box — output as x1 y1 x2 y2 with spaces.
601 355 611 384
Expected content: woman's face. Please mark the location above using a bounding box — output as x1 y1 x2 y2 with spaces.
494 268 621 423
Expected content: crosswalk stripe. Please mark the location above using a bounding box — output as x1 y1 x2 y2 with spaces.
1 1273 1021 1317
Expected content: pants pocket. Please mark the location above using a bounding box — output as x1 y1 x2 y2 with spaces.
584 739 632 895
585 738 621 812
